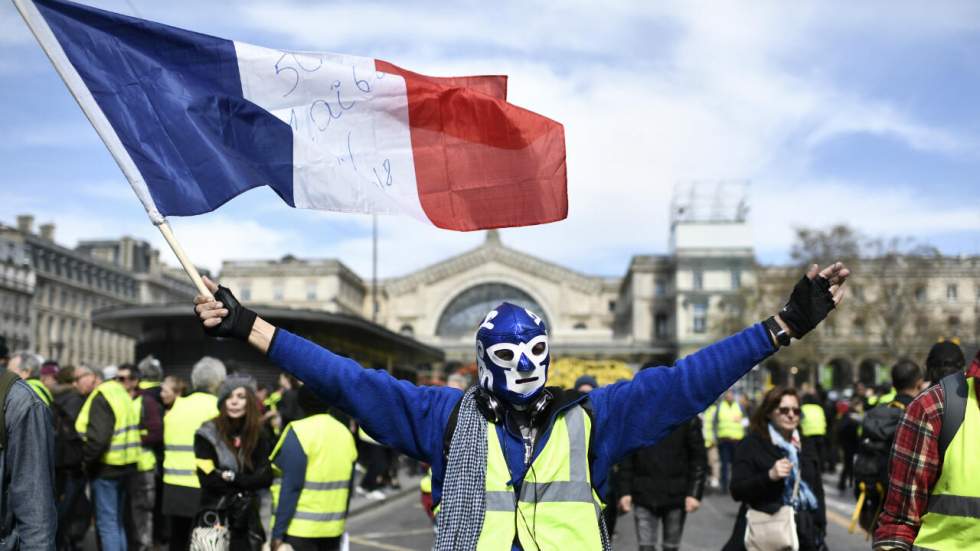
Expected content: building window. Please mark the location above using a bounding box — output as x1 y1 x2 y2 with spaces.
947 284 958 303
854 318 865 337
949 316 961 336
915 286 927 303
692 302 707 334
240 286 251 301
573 322 587 330
655 278 667 297
608 300 616 312
655 312 669 339
731 269 741 289
306 282 317 301
273 282 284 301
692 270 703 291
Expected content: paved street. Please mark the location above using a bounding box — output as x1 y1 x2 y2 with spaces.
347 474 872 551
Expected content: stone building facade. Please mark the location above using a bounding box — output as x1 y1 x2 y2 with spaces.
0 233 35 353
0 215 197 366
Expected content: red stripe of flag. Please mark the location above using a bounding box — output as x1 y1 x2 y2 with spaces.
376 60 567 231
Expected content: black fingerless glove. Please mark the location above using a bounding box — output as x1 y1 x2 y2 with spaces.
203 286 257 341
778 275 835 338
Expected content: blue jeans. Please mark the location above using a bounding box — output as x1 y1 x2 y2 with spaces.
718 439 738 491
91 477 128 551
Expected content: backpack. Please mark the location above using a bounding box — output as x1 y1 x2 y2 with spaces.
853 400 907 484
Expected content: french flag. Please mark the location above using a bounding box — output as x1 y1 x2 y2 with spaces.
14 0 567 231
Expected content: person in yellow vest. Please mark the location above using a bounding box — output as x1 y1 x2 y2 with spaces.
713 389 746 492
76 364 142 551
800 392 828 475
195 263 849 550
117 363 163 551
702 404 721 491
161 356 225 550
270 386 357 551
6 351 51 406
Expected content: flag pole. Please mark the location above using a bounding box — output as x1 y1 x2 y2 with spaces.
157 221 211 298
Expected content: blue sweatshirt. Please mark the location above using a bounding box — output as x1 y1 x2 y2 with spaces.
268 323 774 529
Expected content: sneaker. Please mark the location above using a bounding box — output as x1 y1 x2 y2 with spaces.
366 490 387 501
355 486 368 497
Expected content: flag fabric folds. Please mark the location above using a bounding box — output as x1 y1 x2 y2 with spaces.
16 0 567 231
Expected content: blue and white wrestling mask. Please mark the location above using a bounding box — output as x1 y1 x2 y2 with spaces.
475 302 550 405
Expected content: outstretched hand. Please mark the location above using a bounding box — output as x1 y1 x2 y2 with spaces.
777 261 850 338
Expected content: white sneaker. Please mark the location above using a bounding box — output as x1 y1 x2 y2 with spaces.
355 486 368 497
366 490 387 501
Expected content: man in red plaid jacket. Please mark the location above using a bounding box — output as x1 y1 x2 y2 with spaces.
873 347 980 550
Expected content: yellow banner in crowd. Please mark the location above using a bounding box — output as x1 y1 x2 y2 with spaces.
550 358 634 389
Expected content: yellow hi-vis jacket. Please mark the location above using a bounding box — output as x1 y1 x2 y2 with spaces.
163 392 217 488
476 405 604 550
133 395 155 472
270 414 357 538
800 403 827 437
913 377 980 550
75 380 141 466
714 400 745 441
27 379 52 406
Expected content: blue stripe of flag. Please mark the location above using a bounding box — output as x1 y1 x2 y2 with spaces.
34 0 295 215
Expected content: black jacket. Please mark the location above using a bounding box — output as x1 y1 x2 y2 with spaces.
52 389 84 471
617 418 707 509
723 430 826 551
194 423 274 511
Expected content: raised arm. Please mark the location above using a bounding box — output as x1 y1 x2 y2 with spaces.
193 277 459 463
588 262 848 470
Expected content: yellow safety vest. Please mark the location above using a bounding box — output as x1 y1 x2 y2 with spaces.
139 381 161 391
715 401 745 441
27 379 52 406
878 388 897 406
163 392 217 488
800 404 827 437
75 380 141 466
133 395 156 472
270 414 357 538
703 405 717 447
477 405 604 550
264 389 283 411
913 378 980 550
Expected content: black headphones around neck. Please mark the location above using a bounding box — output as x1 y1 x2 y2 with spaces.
475 386 553 426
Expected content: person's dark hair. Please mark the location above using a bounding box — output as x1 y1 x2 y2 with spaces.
891 358 923 392
56 365 76 385
297 385 329 416
214 385 263 470
117 363 139 379
925 340 965 383
749 386 800 438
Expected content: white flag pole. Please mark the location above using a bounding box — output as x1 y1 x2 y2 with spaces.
12 0 212 298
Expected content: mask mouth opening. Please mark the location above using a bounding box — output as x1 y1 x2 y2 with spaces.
515 376 539 384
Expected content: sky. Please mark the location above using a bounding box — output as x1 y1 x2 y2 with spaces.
1 0 979 280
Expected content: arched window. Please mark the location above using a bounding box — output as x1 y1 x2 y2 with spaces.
435 283 549 338
573 322 587 330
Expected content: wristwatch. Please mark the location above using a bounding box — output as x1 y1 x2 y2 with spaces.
764 316 792 347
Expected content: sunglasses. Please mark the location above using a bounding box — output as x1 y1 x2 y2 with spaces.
776 407 802 417
115 375 134 382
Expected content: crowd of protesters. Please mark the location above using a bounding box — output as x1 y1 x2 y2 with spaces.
1 325 977 551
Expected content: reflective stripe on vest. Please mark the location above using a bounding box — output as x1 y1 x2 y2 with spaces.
913 377 980 550
163 393 217 488
715 401 745 441
800 404 827 437
133 395 156 472
27 379 52 406
477 405 604 551
270 414 357 538
75 380 141 466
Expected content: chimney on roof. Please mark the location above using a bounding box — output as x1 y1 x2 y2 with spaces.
39 223 55 241
16 215 33 234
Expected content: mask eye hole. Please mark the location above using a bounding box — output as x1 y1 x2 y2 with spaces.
494 349 515 361
531 342 546 355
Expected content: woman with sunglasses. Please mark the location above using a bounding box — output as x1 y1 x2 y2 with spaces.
723 386 826 551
